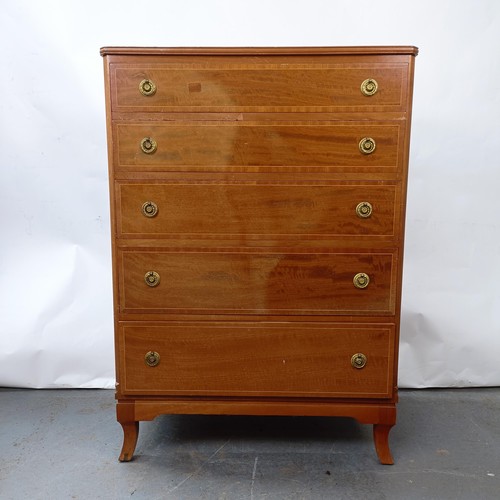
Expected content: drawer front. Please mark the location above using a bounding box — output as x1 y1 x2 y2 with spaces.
115 122 401 171
119 322 395 398
110 62 408 112
117 181 398 239
119 251 396 315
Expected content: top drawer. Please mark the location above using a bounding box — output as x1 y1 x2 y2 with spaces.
108 59 411 113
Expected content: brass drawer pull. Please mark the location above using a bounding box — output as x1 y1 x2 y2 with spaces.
356 201 373 218
145 351 160 367
139 79 157 96
353 272 370 289
359 137 376 155
142 201 158 218
351 353 367 369
140 137 157 154
144 271 160 287
360 78 378 96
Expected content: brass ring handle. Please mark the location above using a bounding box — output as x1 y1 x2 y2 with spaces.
139 79 157 96
144 271 160 287
359 137 376 155
140 137 157 154
356 201 373 218
360 78 378 96
353 272 370 289
351 353 367 369
145 351 160 367
142 201 158 218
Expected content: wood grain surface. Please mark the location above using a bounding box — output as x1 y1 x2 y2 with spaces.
120 322 394 398
102 46 417 463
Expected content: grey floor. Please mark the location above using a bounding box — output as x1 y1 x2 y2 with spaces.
0 389 499 500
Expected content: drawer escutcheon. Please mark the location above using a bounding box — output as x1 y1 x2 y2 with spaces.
144 351 160 367
351 353 367 369
360 78 378 96
140 137 157 154
139 79 157 96
144 271 161 287
359 137 376 155
141 201 158 218
353 272 370 289
356 201 373 218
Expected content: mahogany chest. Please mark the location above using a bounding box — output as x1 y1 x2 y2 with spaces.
101 46 417 463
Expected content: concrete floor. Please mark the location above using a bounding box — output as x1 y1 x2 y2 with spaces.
0 388 499 499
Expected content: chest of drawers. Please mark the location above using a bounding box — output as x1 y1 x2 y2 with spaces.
101 46 417 464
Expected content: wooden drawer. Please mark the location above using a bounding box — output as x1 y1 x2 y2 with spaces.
119 322 395 398
114 122 402 172
110 60 408 112
119 250 396 315
117 181 398 239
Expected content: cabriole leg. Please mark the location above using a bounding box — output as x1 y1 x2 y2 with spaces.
118 420 139 462
117 402 139 462
373 424 394 465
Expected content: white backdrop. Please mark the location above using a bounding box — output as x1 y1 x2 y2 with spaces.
1 0 499 388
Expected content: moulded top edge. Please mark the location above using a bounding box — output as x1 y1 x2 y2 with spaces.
100 46 419 57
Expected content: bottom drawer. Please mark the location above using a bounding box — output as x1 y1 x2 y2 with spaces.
119 322 395 398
